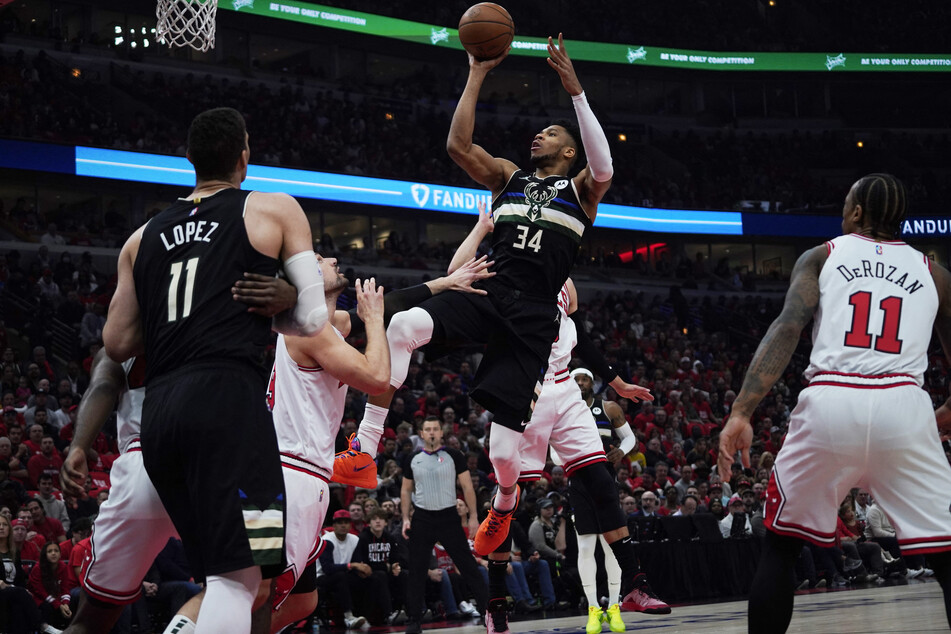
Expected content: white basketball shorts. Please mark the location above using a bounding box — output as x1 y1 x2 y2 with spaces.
272 453 330 609
519 372 606 481
83 442 178 604
764 374 951 554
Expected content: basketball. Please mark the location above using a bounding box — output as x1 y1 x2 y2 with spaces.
458 3 515 60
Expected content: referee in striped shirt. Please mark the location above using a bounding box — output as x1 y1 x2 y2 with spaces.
401 415 487 633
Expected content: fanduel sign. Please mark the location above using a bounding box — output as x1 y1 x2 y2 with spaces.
901 218 951 237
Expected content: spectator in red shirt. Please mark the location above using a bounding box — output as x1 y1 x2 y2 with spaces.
57 517 92 581
653 462 675 489
27 436 63 490
25 499 65 546
23 423 45 457
28 541 74 629
764 426 784 454
348 502 367 536
666 442 687 472
68 536 90 589
12 518 40 562
632 401 655 433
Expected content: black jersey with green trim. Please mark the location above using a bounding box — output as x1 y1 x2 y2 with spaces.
590 396 615 453
489 170 592 300
133 188 279 383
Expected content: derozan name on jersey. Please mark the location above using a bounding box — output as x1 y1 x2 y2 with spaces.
160 220 220 251
836 259 925 294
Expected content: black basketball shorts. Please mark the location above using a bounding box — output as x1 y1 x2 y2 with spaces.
141 360 286 580
421 284 559 431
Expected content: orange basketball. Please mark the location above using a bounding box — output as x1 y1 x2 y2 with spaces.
458 3 515 60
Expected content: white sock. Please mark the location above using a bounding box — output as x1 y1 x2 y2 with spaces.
163 615 196 634
600 534 622 605
357 404 388 458
577 533 600 608
195 567 261 634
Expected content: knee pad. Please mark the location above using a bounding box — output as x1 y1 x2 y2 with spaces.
386 307 433 387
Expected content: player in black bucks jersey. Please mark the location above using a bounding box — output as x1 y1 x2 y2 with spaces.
103 107 330 634
347 33 614 634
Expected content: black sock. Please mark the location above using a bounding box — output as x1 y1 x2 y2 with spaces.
609 536 641 596
488 558 510 603
928 551 951 628
749 531 802 634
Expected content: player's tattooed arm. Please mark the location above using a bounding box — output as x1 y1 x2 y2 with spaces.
731 246 827 418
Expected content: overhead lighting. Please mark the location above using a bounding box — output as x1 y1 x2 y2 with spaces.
617 133 627 142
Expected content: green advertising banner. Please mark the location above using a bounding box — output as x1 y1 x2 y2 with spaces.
221 0 951 72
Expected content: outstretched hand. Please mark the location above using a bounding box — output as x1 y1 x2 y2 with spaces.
546 33 582 96
445 255 495 295
609 378 653 403
718 413 753 482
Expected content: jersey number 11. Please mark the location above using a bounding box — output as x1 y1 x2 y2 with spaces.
843 291 903 354
168 257 199 322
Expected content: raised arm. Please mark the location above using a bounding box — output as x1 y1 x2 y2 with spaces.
718 246 827 480
103 227 145 362
448 205 494 274
286 278 389 395
447 53 518 194
61 349 125 497
566 279 652 403
547 33 613 217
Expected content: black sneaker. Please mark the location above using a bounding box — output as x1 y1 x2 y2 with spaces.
485 598 511 634
405 621 422 634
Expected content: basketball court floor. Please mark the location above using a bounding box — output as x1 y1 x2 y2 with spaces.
367 579 946 633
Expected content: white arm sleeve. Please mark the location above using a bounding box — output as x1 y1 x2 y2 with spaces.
614 422 637 456
571 91 613 182
272 250 328 336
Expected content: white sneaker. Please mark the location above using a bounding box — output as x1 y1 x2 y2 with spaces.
906 568 924 579
921 567 935 577
459 600 479 616
41 626 63 634
344 615 367 629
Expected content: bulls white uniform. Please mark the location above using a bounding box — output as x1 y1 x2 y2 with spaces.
765 233 951 554
267 332 347 606
518 285 606 480
83 357 178 605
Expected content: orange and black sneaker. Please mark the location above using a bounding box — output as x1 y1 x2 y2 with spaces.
332 434 377 489
473 485 520 556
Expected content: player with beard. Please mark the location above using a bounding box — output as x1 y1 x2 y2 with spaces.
347 36 614 632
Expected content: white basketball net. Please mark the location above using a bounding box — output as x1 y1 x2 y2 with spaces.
155 0 218 52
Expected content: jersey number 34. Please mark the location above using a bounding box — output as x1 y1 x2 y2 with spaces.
513 225 542 253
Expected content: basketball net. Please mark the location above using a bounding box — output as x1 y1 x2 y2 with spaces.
155 0 217 52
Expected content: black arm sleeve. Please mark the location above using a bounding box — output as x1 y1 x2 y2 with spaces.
347 283 434 337
569 312 618 383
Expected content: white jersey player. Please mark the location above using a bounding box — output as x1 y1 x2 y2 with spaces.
518 281 607 479
61 351 182 632
720 173 951 633
262 258 390 628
